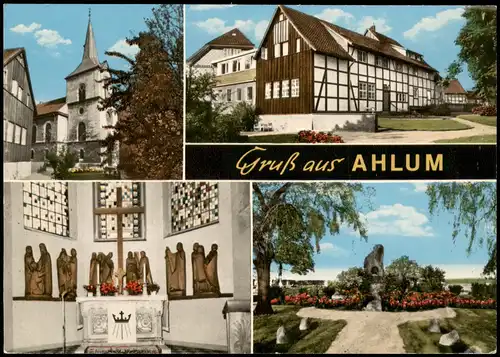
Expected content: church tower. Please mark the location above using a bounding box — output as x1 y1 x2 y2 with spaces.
65 9 117 166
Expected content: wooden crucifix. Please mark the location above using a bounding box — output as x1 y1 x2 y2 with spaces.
94 186 144 294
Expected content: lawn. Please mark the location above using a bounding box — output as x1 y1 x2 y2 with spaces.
253 305 346 354
398 309 497 354
378 118 472 131
66 172 121 180
458 115 497 127
434 135 497 144
246 134 297 143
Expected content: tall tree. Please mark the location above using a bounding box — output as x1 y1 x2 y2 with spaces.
252 183 373 314
99 5 183 179
426 182 497 276
445 6 497 103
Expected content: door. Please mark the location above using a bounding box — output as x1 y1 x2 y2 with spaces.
383 85 390 111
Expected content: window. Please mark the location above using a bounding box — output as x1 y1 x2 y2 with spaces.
23 182 70 237
367 83 376 100
396 93 407 102
26 93 31 108
262 47 268 60
245 57 251 69
31 149 34 160
226 89 232 102
282 80 290 98
32 125 37 144
296 38 301 53
45 123 52 143
395 63 402 71
279 14 284 21
247 86 253 101
6 121 14 143
78 122 86 141
21 127 27 146
376 56 389 68
357 50 368 63
273 18 289 43
412 67 418 75
274 43 281 58
291 78 300 98
273 81 280 98
11 80 18 96
3 68 7 86
78 83 86 101
170 182 219 234
427 90 432 100
359 82 368 100
14 125 21 144
221 63 227 75
79 107 84 115
17 86 23 101
282 42 289 56
95 182 144 241
237 88 242 101
413 87 419 97
232 60 239 72
79 149 85 160
265 83 272 99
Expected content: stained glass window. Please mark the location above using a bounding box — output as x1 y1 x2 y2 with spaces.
23 182 69 237
171 182 219 234
95 182 144 240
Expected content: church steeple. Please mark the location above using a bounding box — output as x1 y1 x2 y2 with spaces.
82 8 98 63
65 7 101 79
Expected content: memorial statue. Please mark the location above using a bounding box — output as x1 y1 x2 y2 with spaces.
97 252 106 284
67 248 78 299
38 243 53 296
165 243 186 297
57 249 70 297
126 251 140 283
105 252 114 284
138 251 153 285
204 243 220 295
24 246 35 297
363 244 385 277
89 252 98 285
192 243 210 295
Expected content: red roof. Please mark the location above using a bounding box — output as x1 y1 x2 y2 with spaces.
36 97 67 117
444 79 467 94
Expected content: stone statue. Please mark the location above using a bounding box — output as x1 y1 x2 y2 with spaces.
165 243 186 297
57 249 70 297
364 244 384 277
97 252 106 284
192 243 210 295
126 251 140 283
24 246 35 297
105 252 114 284
67 248 78 299
138 251 153 285
204 243 220 295
37 243 52 296
89 252 98 285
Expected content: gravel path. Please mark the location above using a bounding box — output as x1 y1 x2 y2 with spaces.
296 307 457 354
336 117 496 144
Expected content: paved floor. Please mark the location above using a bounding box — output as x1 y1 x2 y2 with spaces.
297 306 456 354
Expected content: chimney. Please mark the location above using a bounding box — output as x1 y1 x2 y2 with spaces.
369 24 376 32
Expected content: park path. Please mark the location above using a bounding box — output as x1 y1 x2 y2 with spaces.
296 306 457 354
337 117 496 143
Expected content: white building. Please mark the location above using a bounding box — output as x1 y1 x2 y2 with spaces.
3 181 251 353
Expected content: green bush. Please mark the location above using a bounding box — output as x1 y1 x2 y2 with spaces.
322 283 336 298
471 283 497 299
448 284 464 295
334 267 364 293
298 287 308 294
419 265 446 292
46 148 78 180
282 287 300 297
429 104 452 116
268 286 284 301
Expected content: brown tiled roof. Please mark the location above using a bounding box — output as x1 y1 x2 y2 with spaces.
36 97 67 117
187 28 254 64
444 79 467 94
279 5 353 61
373 30 403 47
4 48 23 65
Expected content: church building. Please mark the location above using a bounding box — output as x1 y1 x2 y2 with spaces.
32 13 118 167
3 181 251 353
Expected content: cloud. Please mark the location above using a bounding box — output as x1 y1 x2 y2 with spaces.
190 5 235 11
403 7 465 39
412 182 428 192
108 39 140 58
34 29 72 48
318 243 349 257
10 22 41 34
194 17 267 42
351 203 434 237
357 16 392 34
315 8 354 24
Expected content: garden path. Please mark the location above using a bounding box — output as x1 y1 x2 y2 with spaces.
296 306 456 353
336 117 496 143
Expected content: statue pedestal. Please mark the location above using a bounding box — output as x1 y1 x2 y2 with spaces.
75 295 170 354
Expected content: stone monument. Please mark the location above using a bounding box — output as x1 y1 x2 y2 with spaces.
363 244 384 312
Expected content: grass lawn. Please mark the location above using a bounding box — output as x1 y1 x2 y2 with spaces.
446 278 495 284
398 309 497 353
253 305 346 354
246 134 297 143
434 134 497 144
378 118 472 131
458 115 497 127
66 172 120 180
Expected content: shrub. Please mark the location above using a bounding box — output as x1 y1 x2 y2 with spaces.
46 148 78 180
268 286 284 301
334 267 364 293
419 265 446 292
448 284 464 295
472 105 497 116
297 130 344 143
429 104 451 116
471 283 497 299
322 283 336 298
298 287 308 294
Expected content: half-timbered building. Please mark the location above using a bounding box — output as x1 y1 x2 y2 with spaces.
254 5 441 132
443 79 468 104
3 48 37 179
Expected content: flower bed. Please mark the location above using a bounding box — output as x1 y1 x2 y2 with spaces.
271 291 496 312
296 130 344 143
472 105 497 116
69 167 104 173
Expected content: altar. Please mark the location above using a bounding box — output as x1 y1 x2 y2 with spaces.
75 295 171 354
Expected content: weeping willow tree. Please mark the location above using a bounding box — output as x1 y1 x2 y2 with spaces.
427 182 497 277
252 183 374 315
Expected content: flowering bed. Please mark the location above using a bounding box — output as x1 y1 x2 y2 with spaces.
296 130 344 143
69 167 104 173
472 105 497 116
271 291 496 312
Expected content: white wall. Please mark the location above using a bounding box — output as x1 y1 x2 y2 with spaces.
3 161 32 180
258 113 368 133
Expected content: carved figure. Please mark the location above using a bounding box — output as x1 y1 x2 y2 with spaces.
126 251 140 283
38 243 53 296
204 243 220 295
105 252 114 284
364 244 385 277
138 251 153 285
165 243 186 297
67 248 78 298
24 246 35 296
57 249 70 297
192 244 211 295
89 252 98 285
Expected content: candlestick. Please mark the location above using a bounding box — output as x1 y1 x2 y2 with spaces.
97 263 100 284
96 284 101 297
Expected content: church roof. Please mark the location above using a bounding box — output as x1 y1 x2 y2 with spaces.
444 79 467 94
4 47 23 64
66 13 101 80
187 28 254 65
36 97 67 117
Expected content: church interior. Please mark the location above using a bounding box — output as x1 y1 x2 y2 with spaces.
3 181 251 354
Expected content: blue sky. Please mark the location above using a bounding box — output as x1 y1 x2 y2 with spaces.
186 5 474 90
260 182 494 280
4 4 153 103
